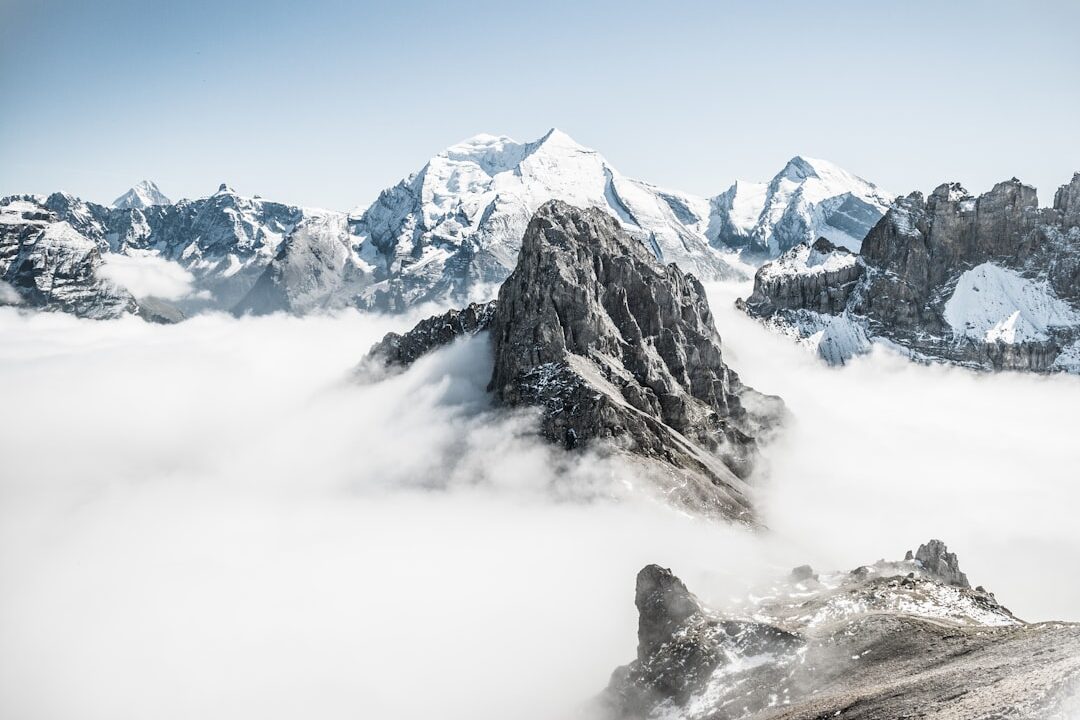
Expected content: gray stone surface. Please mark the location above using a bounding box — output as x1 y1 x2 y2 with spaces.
368 301 497 368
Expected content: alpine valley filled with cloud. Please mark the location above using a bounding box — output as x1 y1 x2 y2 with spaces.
2 1 1079 718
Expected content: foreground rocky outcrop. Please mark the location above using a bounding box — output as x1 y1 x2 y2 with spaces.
602 540 1080 719
366 200 784 521
741 174 1080 372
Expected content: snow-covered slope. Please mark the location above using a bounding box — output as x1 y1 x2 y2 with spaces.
113 180 171 209
291 128 742 311
756 236 859 281
944 262 1078 343
709 156 892 257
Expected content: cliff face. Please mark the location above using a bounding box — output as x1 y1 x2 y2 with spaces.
367 201 784 521
742 174 1080 372
602 541 1080 720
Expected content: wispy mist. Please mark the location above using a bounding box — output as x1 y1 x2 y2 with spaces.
96 253 199 300
0 283 1078 719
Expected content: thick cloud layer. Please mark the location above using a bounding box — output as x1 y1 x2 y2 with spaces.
0 282 1078 719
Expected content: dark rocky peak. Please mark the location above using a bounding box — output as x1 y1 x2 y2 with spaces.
367 200 783 520
929 181 971 204
487 201 779 481
914 538 970 588
634 565 703 661
809 236 848 254
990 176 1039 206
1054 172 1080 226
608 565 801 715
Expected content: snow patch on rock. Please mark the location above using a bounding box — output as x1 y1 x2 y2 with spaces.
944 263 1078 343
758 240 857 280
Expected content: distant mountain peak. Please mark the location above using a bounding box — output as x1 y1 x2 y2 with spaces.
780 155 824 180
215 183 235 195
708 156 892 256
113 180 171 210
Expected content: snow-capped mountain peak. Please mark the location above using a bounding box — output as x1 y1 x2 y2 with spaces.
112 180 171 210
252 129 740 313
531 126 587 151
214 183 236 196
709 156 893 256
778 155 824 181
775 155 882 200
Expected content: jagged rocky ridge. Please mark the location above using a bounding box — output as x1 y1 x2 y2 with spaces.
0 187 344 318
367 200 784 521
603 540 1080 719
741 173 1080 372
0 198 179 321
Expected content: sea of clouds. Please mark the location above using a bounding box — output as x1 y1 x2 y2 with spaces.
0 281 1077 719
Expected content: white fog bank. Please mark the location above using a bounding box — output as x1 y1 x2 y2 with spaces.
0 285 1078 719
706 282 1080 622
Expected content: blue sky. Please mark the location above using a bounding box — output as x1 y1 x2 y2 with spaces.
1 0 1078 210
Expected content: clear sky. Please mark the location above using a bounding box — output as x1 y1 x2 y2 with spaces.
2 0 1078 210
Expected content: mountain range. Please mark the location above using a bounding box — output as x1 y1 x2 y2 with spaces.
0 129 888 318
741 173 1080 372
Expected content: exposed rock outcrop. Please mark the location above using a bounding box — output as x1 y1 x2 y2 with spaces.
602 541 1080 719
914 538 970 588
742 173 1080 372
609 564 801 710
367 301 497 368
367 201 784 520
